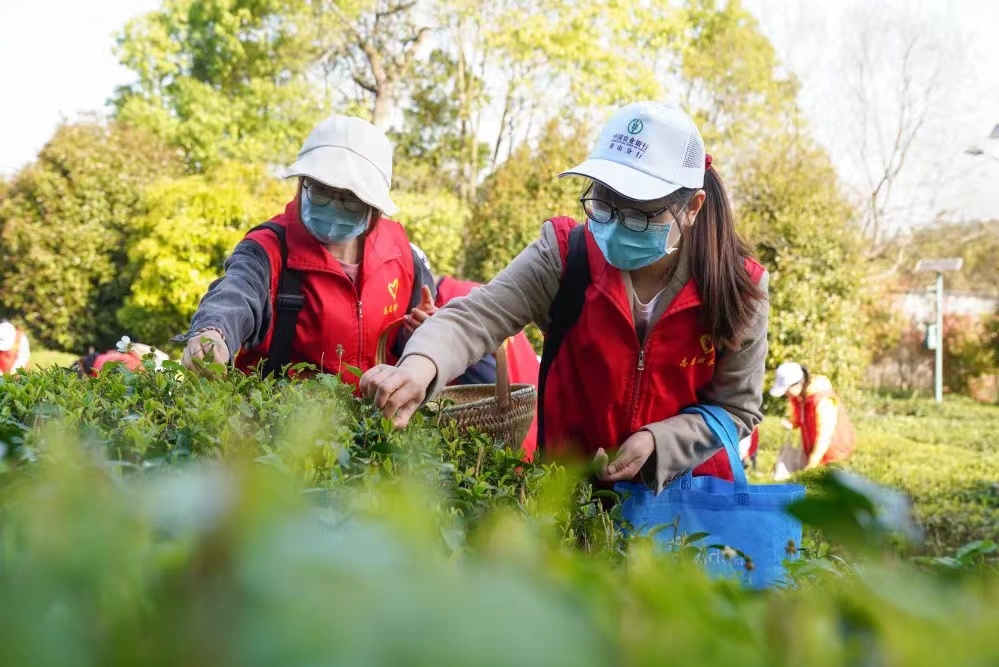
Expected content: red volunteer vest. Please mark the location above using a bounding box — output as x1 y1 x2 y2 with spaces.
89 351 143 376
436 275 541 459
235 198 415 388
0 331 24 373
789 388 855 463
543 218 766 481
746 427 760 460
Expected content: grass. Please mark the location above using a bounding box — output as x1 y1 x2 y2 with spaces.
752 392 999 554
29 348 79 369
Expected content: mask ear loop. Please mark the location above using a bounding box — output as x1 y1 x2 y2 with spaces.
664 190 697 252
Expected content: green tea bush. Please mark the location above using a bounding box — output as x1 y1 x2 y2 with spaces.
753 393 999 554
1 365 998 666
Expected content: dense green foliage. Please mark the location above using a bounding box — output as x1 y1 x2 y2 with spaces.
0 366 997 665
465 118 590 283
0 122 182 351
118 163 292 347
735 137 868 398
393 189 470 278
113 0 327 172
941 314 998 397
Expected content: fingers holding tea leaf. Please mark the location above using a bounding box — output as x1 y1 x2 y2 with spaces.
599 431 655 482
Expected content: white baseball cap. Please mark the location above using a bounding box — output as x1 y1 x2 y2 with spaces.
770 362 805 397
0 322 16 352
560 102 706 201
284 114 398 216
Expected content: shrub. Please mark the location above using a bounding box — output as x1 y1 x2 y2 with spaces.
1 366 998 665
466 117 590 283
394 189 470 278
0 121 181 351
734 136 869 405
943 314 996 396
117 163 292 347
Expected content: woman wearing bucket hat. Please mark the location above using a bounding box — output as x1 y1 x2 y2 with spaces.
361 102 770 490
176 114 456 386
770 362 855 480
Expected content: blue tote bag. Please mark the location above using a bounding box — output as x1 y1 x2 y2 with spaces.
615 405 806 589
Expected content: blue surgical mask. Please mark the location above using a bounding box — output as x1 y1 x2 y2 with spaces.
589 217 676 270
300 196 371 244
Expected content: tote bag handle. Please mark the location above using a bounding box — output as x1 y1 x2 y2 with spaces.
679 405 749 493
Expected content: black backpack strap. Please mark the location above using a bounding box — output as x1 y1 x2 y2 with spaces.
249 222 304 378
537 223 590 455
408 243 435 312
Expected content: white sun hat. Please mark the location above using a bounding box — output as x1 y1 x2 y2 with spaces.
560 101 706 202
284 114 398 216
769 362 805 398
0 322 16 352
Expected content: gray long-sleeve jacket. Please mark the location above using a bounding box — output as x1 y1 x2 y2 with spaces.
174 238 435 361
401 220 770 493
174 237 498 380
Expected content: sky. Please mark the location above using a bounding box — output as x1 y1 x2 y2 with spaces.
745 0 999 226
1 0 997 224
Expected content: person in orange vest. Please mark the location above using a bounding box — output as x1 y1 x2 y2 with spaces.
360 102 770 492
738 426 759 470
0 321 30 374
769 362 855 480
175 114 485 388
74 338 169 377
75 351 143 376
406 269 541 460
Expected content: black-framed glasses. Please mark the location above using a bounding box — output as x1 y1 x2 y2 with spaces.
579 196 672 233
303 179 368 213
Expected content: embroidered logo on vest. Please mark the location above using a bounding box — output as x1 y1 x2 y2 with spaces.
387 278 400 300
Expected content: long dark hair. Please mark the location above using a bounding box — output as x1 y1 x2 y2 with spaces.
665 166 765 350
799 366 811 393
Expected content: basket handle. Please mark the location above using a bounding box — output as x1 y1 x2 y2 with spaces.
375 317 406 366
374 321 514 413
494 339 511 413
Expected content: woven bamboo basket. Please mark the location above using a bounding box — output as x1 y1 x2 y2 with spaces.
376 326 537 448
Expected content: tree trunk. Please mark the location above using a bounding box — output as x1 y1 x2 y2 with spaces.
371 81 394 130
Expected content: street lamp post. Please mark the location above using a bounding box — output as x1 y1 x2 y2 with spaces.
914 258 963 403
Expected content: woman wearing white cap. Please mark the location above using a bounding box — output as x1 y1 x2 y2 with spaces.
770 362 855 480
176 114 492 386
361 102 770 491
0 320 30 374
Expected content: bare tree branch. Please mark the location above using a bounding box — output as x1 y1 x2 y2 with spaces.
376 0 417 20
353 75 378 94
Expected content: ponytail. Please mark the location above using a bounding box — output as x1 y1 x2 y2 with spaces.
669 166 765 350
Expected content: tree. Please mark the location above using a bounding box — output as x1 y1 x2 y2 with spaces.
391 48 489 197
832 5 961 276
393 190 469 278
319 0 432 130
393 0 685 207
676 0 799 154
118 163 292 346
114 0 328 171
734 135 869 399
465 117 590 283
886 219 999 297
0 121 182 351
